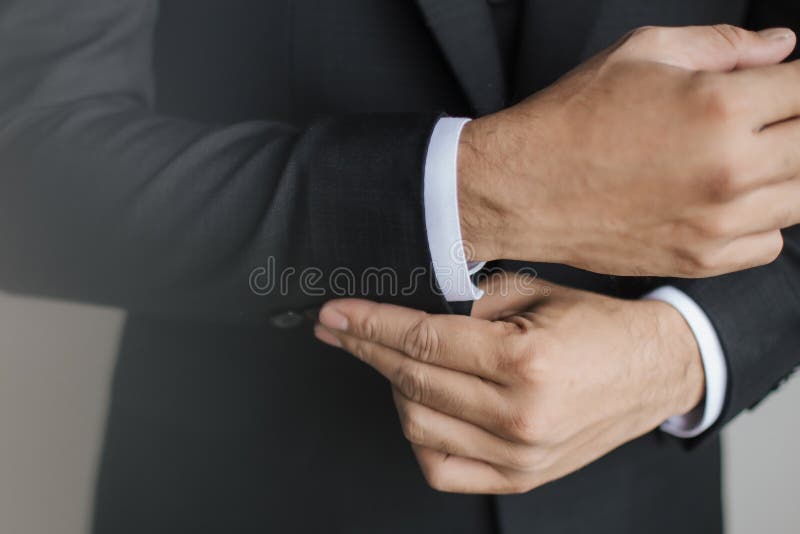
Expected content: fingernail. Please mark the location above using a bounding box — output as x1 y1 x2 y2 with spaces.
319 305 348 331
758 28 794 41
314 324 342 348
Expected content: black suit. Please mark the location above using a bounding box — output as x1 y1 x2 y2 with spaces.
0 1 797 533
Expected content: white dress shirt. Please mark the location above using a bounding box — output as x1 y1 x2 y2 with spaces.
423 117 727 438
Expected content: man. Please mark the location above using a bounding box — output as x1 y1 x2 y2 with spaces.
0 2 797 534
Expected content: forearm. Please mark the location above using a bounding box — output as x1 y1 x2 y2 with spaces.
0 101 445 321
0 0 453 321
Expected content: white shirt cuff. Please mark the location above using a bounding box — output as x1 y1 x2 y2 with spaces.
644 286 728 439
424 117 484 302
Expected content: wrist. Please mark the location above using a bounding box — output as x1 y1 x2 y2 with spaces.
457 117 510 262
647 299 706 417
456 107 577 266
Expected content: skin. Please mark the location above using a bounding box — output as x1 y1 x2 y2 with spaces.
314 272 705 494
310 24 800 495
459 24 800 276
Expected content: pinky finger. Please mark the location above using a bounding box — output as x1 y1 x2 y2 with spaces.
715 230 784 273
411 445 525 495
685 230 784 277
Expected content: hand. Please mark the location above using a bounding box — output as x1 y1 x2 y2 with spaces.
459 24 800 277
313 274 705 494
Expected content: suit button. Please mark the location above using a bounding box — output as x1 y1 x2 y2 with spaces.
269 311 305 329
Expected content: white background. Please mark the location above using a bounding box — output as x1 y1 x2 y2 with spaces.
0 294 796 533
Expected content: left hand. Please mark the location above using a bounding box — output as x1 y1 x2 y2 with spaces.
314 275 706 494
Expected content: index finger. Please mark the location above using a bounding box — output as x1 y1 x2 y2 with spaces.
318 299 517 380
731 59 800 128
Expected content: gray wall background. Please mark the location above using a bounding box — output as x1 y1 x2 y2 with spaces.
0 293 796 534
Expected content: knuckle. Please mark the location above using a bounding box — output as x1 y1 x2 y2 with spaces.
505 445 546 472
496 339 530 379
432 436 459 457
396 363 428 403
762 232 785 263
688 72 741 123
357 311 380 341
421 464 448 492
514 355 544 385
702 152 744 201
505 477 539 495
625 25 664 46
519 344 551 385
671 249 704 278
710 24 746 49
703 92 735 122
632 24 657 36
613 26 672 60
505 482 530 495
403 315 438 362
504 407 542 445
400 410 426 445
350 338 371 362
692 213 735 240
679 246 723 277
498 330 549 384
671 255 698 278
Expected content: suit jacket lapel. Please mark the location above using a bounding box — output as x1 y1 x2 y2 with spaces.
416 0 506 115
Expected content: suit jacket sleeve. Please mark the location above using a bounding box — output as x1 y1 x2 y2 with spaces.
667 226 800 443
619 0 800 443
0 0 451 322
660 0 800 442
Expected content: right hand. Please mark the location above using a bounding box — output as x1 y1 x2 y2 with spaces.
459 25 800 277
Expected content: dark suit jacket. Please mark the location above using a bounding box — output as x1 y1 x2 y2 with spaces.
0 1 797 533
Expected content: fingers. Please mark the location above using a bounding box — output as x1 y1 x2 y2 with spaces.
403 400 637 495
732 60 800 128
721 230 785 267
405 403 662 495
718 178 800 235
618 25 795 72
318 299 425 347
316 324 509 428
471 271 553 321
683 230 784 277
698 25 795 70
757 116 800 181
393 389 531 470
318 299 515 379
411 445 515 494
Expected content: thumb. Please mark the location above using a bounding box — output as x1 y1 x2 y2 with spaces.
620 25 796 71
471 271 554 320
